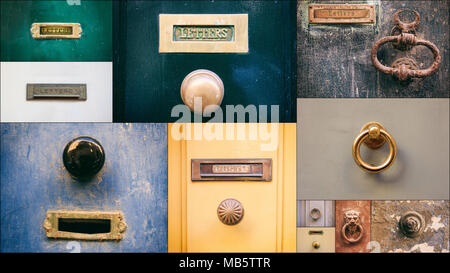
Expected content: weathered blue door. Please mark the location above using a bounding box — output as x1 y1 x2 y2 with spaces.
1 123 167 252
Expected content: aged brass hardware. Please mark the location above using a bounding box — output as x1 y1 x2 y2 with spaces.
312 241 321 249
371 10 441 81
217 198 244 226
308 4 375 24
30 23 82 39
310 208 321 221
27 84 87 100
159 14 248 53
43 210 127 240
180 69 224 114
399 211 425 238
352 122 397 173
341 210 364 244
191 159 272 181
63 136 105 179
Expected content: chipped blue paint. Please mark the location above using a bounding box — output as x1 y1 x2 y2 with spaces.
1 123 167 252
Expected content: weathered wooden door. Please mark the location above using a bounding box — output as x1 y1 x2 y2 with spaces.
0 123 167 252
168 123 296 252
297 0 448 97
113 0 296 122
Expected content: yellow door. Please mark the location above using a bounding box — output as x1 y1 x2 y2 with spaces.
168 123 296 252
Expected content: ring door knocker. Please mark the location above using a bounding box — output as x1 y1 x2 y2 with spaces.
371 9 441 81
341 210 364 244
352 122 397 173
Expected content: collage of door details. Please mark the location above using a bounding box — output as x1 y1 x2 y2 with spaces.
0 0 448 256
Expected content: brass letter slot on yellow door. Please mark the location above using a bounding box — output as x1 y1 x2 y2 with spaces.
308 4 375 24
191 159 272 181
30 23 82 39
159 14 248 53
43 210 127 240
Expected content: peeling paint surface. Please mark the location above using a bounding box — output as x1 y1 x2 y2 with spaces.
297 0 449 98
0 123 168 252
371 201 449 253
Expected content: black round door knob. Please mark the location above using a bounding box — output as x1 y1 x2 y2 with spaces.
63 136 105 179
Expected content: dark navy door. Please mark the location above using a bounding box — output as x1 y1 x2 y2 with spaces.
1 123 167 252
113 0 296 122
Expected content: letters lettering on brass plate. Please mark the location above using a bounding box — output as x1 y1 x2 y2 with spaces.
159 14 248 53
30 23 82 39
309 4 375 24
174 25 234 41
27 84 87 100
191 159 272 181
43 210 127 240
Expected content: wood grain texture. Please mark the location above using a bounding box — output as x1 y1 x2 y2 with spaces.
297 0 449 98
0 123 167 252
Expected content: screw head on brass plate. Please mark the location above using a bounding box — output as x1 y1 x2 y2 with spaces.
399 211 425 238
63 136 105 179
180 69 224 114
217 198 244 225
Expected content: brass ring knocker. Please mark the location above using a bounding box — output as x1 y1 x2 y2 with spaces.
352 122 397 173
371 10 442 81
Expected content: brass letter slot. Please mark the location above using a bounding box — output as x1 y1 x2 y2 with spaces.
309 4 375 24
159 14 248 53
30 23 82 39
191 159 272 181
309 230 324 235
27 84 87 100
43 210 127 240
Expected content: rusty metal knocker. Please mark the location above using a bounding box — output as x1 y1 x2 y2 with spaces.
352 122 397 173
371 10 441 81
341 210 364 244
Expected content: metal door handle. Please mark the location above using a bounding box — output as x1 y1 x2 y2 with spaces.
352 122 397 173
371 10 441 81
63 136 105 179
399 211 425 238
341 210 364 244
180 69 224 114
217 198 244 225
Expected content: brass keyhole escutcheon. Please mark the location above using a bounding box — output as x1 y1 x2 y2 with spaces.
352 122 397 173
312 241 320 249
63 136 105 180
217 198 244 226
399 211 425 238
180 69 224 114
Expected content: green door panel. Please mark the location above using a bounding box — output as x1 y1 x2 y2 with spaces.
1 0 112 61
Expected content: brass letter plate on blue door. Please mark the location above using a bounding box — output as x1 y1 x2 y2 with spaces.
43 210 127 241
30 23 82 39
159 14 248 53
27 84 87 100
309 4 375 24
191 159 272 181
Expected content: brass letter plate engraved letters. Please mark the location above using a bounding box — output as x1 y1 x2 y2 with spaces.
159 14 248 53
309 4 375 24
30 23 82 39
27 84 87 100
191 159 272 181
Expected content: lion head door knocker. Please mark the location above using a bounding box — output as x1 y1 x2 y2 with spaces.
371 9 441 81
341 210 364 244
399 211 425 238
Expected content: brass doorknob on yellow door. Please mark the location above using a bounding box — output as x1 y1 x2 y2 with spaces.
312 241 320 249
352 122 397 173
180 69 224 114
217 198 244 225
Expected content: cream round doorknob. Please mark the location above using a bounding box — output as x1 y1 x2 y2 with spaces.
180 69 224 114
